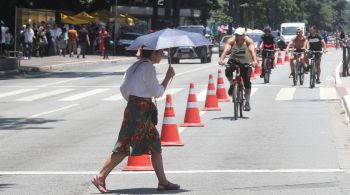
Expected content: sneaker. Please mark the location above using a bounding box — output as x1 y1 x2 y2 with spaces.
260 72 265 78
289 73 295 78
228 85 233 96
316 79 321 84
244 102 251 111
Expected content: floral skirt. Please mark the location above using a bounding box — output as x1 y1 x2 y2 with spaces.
113 96 161 155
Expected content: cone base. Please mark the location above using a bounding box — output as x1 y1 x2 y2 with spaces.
161 141 184 146
218 99 230 102
122 166 154 171
180 123 204 127
203 107 221 111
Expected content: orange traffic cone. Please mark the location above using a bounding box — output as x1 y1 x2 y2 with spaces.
216 69 229 102
284 49 289 62
181 83 204 127
122 154 154 171
255 59 262 75
276 51 283 65
250 68 256 80
160 94 184 146
203 74 221 111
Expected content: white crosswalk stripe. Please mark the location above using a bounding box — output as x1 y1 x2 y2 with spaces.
319 87 338 100
16 89 75 101
276 88 296 101
0 89 36 98
103 94 124 101
58 89 110 101
157 88 184 101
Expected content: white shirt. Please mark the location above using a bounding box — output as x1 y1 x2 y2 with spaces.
24 28 34 43
1 26 8 43
120 59 164 101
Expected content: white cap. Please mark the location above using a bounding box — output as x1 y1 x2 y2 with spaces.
234 27 246 35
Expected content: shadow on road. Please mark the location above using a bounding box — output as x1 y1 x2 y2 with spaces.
212 116 249 120
0 117 61 130
0 183 15 190
105 188 189 194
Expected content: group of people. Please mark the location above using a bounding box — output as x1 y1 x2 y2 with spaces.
18 22 114 59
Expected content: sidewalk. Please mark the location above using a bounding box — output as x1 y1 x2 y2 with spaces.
335 62 350 124
0 54 135 75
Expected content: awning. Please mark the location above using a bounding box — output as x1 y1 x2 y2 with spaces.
60 13 91 25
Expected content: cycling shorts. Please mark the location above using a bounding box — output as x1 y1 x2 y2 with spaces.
225 64 252 89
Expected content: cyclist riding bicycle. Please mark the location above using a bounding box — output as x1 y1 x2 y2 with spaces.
306 25 327 84
258 26 277 78
286 27 308 78
219 28 258 111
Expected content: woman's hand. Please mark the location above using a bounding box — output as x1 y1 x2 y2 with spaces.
166 66 175 79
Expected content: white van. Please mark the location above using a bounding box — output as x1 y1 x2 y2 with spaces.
280 22 306 45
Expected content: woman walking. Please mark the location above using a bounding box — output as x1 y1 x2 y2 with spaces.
92 49 180 193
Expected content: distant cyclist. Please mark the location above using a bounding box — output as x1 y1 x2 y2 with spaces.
306 25 327 84
219 28 258 111
286 27 308 78
258 26 277 78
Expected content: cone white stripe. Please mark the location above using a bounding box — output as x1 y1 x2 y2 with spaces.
189 88 195 94
209 78 214 84
166 103 172 108
186 102 198 108
217 84 225 88
207 90 216 95
163 117 177 124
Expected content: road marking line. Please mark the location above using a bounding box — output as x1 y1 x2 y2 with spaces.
36 78 84 87
276 88 296 101
29 104 78 118
16 89 74 101
58 89 110 101
0 169 345 175
103 94 124 101
320 87 338 100
157 88 184 101
197 89 207 102
0 89 36 98
251 87 258 96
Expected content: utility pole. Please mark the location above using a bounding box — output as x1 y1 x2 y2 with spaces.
228 0 234 35
233 0 240 27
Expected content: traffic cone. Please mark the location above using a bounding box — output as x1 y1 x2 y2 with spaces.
203 74 221 111
276 51 283 65
122 154 154 171
216 69 229 102
181 83 204 127
160 94 184 146
255 59 262 75
284 49 289 62
250 68 256 80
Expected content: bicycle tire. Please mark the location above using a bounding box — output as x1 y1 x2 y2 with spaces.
238 85 244 117
310 60 316 88
293 60 297 86
233 83 239 120
264 58 271 84
299 65 304 85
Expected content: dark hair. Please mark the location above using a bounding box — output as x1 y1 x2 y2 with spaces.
309 25 317 30
140 49 161 58
263 26 271 33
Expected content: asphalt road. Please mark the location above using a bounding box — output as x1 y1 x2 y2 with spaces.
1 49 350 195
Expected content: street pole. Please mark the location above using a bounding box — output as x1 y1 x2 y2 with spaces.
14 6 17 52
113 0 118 55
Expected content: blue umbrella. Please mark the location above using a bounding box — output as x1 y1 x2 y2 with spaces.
127 28 212 50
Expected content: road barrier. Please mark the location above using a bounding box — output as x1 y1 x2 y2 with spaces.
216 69 229 102
122 154 154 171
203 74 221 111
181 83 204 127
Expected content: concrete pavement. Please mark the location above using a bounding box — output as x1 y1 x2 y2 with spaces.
335 61 350 124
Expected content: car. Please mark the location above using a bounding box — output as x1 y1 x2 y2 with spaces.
219 35 232 57
169 25 212 64
116 32 143 55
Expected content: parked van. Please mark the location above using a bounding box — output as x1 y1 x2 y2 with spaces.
280 22 306 45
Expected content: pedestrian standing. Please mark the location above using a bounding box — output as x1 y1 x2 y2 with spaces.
68 25 78 57
77 25 90 59
98 26 107 56
58 28 68 57
23 24 35 59
91 49 180 193
103 31 112 59
37 26 47 57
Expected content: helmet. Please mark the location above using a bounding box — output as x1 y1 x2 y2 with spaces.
263 26 271 33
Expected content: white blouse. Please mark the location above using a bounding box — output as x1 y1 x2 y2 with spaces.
120 58 165 101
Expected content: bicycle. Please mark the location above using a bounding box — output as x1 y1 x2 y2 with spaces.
261 49 275 84
289 50 305 86
307 50 323 88
225 59 250 120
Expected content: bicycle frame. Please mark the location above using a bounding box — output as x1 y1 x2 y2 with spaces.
292 51 305 86
307 51 322 88
261 49 274 84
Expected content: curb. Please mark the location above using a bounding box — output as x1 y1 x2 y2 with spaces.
341 95 350 125
0 69 20 76
335 61 343 85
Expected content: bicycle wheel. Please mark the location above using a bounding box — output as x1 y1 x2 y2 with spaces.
310 60 316 88
238 85 244 117
293 60 297 86
233 83 239 120
264 58 271 84
299 65 304 85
